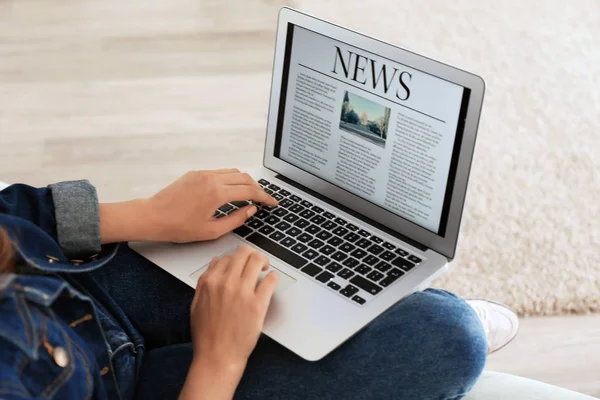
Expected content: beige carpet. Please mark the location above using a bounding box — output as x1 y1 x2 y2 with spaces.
1 0 598 316
296 0 600 315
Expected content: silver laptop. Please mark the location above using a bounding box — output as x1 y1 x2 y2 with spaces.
130 7 484 361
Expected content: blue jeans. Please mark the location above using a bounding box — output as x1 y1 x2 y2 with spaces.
89 246 487 400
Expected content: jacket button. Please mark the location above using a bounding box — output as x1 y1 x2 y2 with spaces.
45 255 59 263
70 259 84 266
100 366 109 376
52 347 70 368
89 253 99 260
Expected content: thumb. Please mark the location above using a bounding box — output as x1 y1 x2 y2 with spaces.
210 205 257 238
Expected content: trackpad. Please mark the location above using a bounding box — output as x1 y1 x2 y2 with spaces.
189 250 296 295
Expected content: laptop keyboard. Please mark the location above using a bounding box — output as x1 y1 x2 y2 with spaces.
213 178 423 306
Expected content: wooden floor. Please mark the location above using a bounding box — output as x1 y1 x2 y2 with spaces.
1 0 599 397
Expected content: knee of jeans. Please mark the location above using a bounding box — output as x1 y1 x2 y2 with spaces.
416 289 488 396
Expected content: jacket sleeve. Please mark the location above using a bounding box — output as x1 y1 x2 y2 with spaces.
0 181 101 258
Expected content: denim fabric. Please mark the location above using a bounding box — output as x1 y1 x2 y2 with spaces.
0 183 488 399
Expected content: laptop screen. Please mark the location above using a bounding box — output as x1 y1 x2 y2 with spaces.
273 23 471 236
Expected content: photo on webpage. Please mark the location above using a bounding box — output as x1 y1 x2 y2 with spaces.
339 91 391 149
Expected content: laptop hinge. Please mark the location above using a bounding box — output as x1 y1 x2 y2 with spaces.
274 174 429 252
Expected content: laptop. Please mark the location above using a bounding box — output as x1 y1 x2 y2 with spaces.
129 7 484 361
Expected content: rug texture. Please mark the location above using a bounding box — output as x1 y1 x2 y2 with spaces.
298 0 600 315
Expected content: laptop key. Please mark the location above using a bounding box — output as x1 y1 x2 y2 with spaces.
291 243 308 254
352 295 366 305
332 227 349 237
367 244 384 255
380 250 396 261
279 189 291 197
355 238 371 248
350 249 368 259
279 198 294 208
233 225 252 238
272 193 284 201
264 216 280 225
388 268 404 278
290 195 302 202
323 211 335 219
314 255 330 266
380 270 404 287
215 212 226 219
268 184 280 191
283 213 300 223
290 204 305 213
258 226 275 235
321 221 338 231
340 284 359 297
258 179 270 186
301 200 313 208
346 223 359 232
342 257 359 269
344 232 360 243
269 231 285 242
391 257 416 271
231 201 250 208
350 276 383 295
219 204 234 213
280 237 296 248
310 215 326 225
327 281 341 291
311 205 324 213
294 219 310 229
334 218 346 226
363 255 379 266
316 271 334 283
307 239 324 249
275 221 292 231
299 209 316 219
273 208 288 217
326 262 343 273
370 235 383 244
328 237 344 247
316 231 333 241
305 224 321 235
408 255 422 264
302 264 323 277
246 233 308 270
256 209 271 219
247 219 264 229
355 264 372 276
382 242 396 251
337 269 355 280
374 261 392 273
297 233 312 243
357 229 370 237
339 243 355 253
265 188 274 195
366 270 385 282
395 248 409 257
286 227 302 237
331 251 348 262
302 249 319 260
319 245 336 255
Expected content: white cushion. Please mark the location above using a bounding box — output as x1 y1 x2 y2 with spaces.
464 371 596 400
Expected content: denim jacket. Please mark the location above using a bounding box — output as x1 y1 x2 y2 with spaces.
0 182 143 399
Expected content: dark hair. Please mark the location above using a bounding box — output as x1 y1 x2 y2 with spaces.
0 228 14 273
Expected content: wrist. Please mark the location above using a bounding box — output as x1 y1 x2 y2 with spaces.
99 198 160 243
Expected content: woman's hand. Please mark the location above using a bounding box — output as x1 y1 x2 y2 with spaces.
179 245 279 400
99 169 278 244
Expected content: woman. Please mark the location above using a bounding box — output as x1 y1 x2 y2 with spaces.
0 170 518 399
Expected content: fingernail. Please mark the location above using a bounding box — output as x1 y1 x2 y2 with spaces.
247 205 258 217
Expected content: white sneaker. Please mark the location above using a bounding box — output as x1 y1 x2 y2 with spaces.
466 298 520 354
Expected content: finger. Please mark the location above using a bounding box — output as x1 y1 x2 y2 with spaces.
223 186 278 207
241 252 270 291
226 245 255 279
208 168 240 174
207 205 257 239
192 256 217 308
219 172 262 189
213 254 233 276
255 271 280 308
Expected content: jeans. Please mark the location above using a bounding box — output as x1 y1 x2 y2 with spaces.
89 245 487 400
